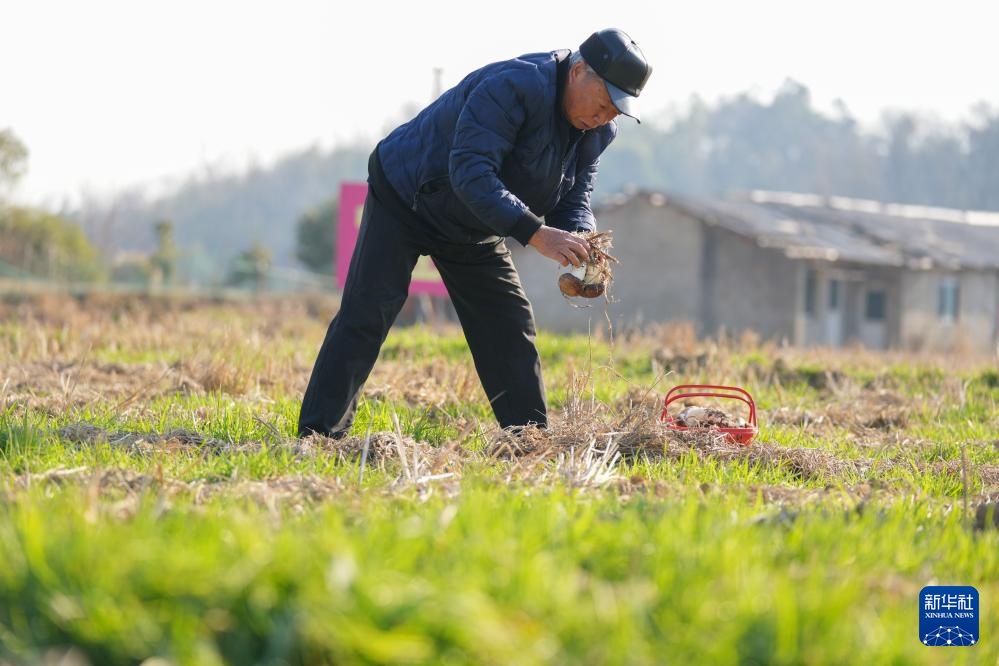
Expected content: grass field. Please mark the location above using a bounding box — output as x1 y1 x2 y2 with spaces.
1 293 997 665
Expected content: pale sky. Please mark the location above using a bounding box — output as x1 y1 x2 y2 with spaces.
3 0 997 206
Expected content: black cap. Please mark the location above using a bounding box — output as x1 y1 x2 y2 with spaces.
579 28 652 122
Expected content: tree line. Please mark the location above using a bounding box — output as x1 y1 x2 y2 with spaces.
597 79 999 210
1 128 275 289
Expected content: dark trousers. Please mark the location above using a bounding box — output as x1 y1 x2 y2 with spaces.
298 190 548 438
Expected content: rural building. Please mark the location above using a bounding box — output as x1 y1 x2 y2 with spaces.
512 190 999 353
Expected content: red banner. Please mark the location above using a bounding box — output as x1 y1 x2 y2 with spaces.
336 182 448 296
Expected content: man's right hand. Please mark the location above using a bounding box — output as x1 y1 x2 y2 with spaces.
527 227 592 267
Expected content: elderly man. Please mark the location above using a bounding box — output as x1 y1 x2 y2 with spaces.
299 28 652 438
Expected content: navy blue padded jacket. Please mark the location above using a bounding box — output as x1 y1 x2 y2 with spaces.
377 49 617 245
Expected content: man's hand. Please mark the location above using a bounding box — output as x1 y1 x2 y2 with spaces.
527 227 591 267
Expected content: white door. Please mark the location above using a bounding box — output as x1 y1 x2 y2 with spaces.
826 278 843 346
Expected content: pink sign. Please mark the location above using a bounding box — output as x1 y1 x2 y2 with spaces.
336 182 449 296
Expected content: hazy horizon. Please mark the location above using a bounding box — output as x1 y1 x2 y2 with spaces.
4 0 997 206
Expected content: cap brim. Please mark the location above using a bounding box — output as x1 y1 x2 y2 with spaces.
603 80 641 123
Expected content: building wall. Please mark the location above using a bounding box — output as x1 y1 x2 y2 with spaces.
512 195 999 352
702 226 801 342
513 196 815 342
900 270 999 353
511 196 704 333
800 266 901 349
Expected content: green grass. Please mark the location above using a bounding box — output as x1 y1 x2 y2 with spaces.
1 303 997 664
0 484 993 665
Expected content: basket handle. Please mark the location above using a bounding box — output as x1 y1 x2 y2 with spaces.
662 384 757 427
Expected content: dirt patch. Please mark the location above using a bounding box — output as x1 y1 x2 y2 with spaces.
615 386 663 411
483 410 999 490
769 358 848 391
0 356 278 416
767 406 827 428
57 422 257 455
764 388 911 434
294 431 465 474
9 464 999 522
364 358 482 408
8 466 346 511
52 422 467 482
651 347 715 375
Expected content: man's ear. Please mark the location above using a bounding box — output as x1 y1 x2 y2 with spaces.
568 60 587 82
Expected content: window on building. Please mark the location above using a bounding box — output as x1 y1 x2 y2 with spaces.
938 277 960 322
865 290 886 321
828 279 840 310
804 269 817 317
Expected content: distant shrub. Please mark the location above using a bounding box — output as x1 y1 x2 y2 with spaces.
977 369 999 389
0 205 106 282
110 258 152 286
295 198 337 274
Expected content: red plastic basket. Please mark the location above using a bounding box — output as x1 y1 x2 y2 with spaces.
661 384 758 446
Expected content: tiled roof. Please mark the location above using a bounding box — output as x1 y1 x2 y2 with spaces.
603 190 999 270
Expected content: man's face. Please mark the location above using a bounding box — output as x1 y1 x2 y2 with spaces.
563 61 620 130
